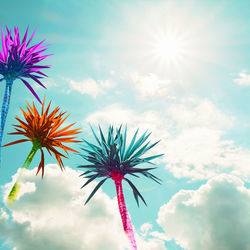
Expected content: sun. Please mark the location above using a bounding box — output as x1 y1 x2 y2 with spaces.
152 32 185 65
154 36 182 61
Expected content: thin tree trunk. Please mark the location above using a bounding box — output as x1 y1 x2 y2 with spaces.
0 79 13 164
8 144 38 204
114 178 137 250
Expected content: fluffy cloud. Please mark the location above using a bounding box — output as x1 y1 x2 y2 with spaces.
67 78 115 98
83 98 250 180
233 71 250 86
85 103 160 133
166 98 233 130
163 99 250 180
164 98 237 179
157 174 250 250
0 165 165 250
130 72 170 97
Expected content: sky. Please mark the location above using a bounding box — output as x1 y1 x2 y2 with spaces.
0 0 250 249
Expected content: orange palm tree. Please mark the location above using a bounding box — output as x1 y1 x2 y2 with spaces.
4 99 81 203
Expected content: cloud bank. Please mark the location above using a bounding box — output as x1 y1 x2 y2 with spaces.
157 174 250 250
0 165 165 250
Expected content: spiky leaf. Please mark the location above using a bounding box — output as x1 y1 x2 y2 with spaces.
85 177 108 205
78 125 163 205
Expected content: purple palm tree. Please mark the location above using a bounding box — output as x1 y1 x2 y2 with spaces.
0 26 51 163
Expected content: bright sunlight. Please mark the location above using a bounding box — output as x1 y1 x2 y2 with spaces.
153 33 185 64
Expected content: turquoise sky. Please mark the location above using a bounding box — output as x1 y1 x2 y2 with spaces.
1 0 250 249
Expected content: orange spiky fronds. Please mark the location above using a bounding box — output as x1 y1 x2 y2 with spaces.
4 99 81 177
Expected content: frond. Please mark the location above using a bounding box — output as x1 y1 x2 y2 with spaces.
4 99 81 177
124 177 147 207
78 124 163 205
84 177 108 205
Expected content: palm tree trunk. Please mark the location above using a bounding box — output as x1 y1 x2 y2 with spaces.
7 144 38 204
0 79 13 164
114 178 137 250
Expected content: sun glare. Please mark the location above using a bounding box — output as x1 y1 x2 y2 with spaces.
153 33 185 64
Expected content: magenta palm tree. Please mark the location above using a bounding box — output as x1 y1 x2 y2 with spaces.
0 26 51 163
78 125 162 249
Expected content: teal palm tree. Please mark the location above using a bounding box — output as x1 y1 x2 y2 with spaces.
78 125 163 250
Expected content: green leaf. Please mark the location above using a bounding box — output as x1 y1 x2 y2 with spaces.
120 125 127 161
115 125 122 143
129 173 139 178
121 124 127 161
79 155 93 162
144 140 161 154
148 172 161 181
126 131 151 159
81 174 99 189
142 154 164 162
90 124 101 146
78 164 97 168
125 178 147 207
77 164 105 170
124 178 147 207
129 167 157 173
84 155 104 165
141 172 161 184
109 144 116 160
79 170 92 177
82 139 103 158
85 178 108 205
80 147 106 164
124 128 139 159
98 125 107 145
107 125 113 145
130 140 151 160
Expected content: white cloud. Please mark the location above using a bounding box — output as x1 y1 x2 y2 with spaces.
233 71 250 86
67 78 115 98
165 128 231 179
0 165 165 250
163 99 250 180
167 98 233 130
136 223 166 250
85 103 134 125
157 174 250 250
130 72 170 97
164 98 237 179
83 98 250 181
140 223 153 236
136 236 166 250
85 103 160 132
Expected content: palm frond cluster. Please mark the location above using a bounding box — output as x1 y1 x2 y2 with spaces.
4 99 81 177
78 125 163 205
0 26 51 103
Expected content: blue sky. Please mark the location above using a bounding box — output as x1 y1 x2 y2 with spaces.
1 0 250 249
